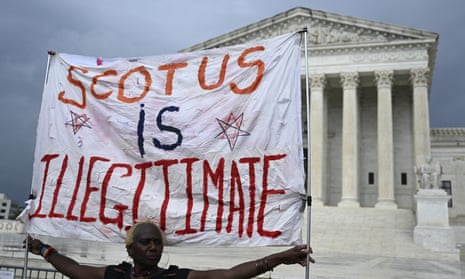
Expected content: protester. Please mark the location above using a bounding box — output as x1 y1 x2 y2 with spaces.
25 220 315 279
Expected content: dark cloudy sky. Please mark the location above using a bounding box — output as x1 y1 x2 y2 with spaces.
1 0 464 204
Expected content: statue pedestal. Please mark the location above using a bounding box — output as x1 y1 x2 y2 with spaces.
414 189 458 253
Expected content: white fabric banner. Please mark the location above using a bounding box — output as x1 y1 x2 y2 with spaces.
26 33 305 246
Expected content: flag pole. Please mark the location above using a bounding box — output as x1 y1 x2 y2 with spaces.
22 50 55 279
300 27 312 279
22 232 28 279
21 195 35 279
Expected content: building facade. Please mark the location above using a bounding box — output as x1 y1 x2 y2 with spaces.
183 7 464 218
0 194 12 220
431 128 465 220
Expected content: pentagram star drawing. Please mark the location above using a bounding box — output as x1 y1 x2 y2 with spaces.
65 110 92 135
215 112 250 151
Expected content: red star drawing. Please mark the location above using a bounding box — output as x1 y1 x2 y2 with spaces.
215 112 250 151
65 111 92 135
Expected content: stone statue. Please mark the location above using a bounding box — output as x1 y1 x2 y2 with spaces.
415 157 443 189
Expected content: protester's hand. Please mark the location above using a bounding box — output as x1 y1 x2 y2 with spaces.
23 235 43 255
280 244 315 266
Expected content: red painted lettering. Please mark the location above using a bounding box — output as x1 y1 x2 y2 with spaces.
198 55 229 90
154 159 178 231
131 162 154 227
230 46 265 94
66 156 85 221
239 157 260 237
91 70 117 99
257 154 286 238
175 158 200 235
226 161 245 237
30 154 60 218
29 152 292 241
99 163 131 229
80 156 110 222
57 44 268 109
117 66 152 103
158 62 188 96
58 65 88 109
202 158 225 233
49 155 68 218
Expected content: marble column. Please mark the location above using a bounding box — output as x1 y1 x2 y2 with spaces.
309 74 327 207
375 71 398 209
410 68 431 189
338 72 360 207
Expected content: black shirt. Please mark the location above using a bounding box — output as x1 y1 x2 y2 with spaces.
104 262 191 279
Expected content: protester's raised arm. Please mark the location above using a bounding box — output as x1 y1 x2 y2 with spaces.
187 245 314 279
25 235 106 279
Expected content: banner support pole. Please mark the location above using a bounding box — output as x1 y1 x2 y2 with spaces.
22 195 35 279
299 27 312 279
23 237 28 279
22 50 55 279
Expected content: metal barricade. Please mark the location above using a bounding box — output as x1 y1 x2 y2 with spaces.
0 265 66 279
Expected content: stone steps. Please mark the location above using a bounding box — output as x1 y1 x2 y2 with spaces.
307 206 458 261
1 206 460 273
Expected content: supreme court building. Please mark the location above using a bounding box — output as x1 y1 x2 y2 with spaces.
183 7 465 220
1 7 464 278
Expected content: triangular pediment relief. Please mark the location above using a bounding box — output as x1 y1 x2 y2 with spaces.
182 7 438 51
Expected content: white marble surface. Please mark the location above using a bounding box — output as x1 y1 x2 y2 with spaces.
1 207 464 278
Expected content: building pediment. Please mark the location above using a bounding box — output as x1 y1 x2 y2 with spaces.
182 7 438 52
182 7 438 78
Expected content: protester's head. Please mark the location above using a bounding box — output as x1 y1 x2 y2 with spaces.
125 221 165 265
